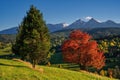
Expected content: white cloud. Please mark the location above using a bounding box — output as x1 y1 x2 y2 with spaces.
85 16 93 20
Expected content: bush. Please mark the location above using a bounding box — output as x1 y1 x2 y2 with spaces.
100 70 107 76
109 59 114 62
100 70 105 76
58 64 62 68
113 66 120 79
47 62 51 67
108 68 113 78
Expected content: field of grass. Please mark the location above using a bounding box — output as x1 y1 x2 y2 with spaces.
0 46 12 56
0 59 116 80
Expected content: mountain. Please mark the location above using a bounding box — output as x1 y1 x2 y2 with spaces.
0 23 68 34
47 23 68 32
101 20 120 27
66 18 120 29
84 18 101 28
0 27 18 34
67 19 85 29
0 18 120 34
51 27 120 39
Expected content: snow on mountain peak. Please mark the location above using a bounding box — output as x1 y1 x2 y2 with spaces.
85 16 101 23
88 18 101 23
63 23 69 27
85 16 93 20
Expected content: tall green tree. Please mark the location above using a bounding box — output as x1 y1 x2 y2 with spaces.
12 5 50 68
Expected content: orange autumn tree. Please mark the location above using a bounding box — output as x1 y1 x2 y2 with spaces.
62 30 105 70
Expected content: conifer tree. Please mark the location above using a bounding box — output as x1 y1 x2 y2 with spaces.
12 5 50 68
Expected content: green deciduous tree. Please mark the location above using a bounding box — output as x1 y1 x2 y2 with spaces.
12 5 50 68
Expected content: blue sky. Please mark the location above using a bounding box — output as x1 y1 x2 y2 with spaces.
0 0 120 30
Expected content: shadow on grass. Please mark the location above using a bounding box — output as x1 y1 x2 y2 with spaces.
66 65 79 68
61 63 79 68
0 62 28 68
0 54 16 59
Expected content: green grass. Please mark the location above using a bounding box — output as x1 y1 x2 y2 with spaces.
0 59 117 80
51 63 80 71
0 46 12 56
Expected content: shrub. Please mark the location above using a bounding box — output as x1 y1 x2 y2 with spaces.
100 70 107 76
100 70 105 76
113 66 120 79
108 68 113 78
58 64 62 68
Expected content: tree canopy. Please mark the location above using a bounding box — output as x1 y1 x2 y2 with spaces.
62 30 105 70
12 5 50 68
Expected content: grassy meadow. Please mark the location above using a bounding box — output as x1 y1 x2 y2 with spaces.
0 59 117 80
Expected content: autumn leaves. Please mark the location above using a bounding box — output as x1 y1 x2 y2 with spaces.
62 30 105 70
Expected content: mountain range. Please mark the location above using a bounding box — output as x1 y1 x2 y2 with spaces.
0 18 120 34
67 18 120 29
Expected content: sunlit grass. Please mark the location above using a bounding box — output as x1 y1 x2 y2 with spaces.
0 46 12 56
0 59 116 80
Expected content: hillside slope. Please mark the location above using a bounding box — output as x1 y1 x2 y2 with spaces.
0 59 116 80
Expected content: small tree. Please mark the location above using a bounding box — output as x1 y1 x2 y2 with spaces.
113 66 120 79
100 70 107 76
12 5 50 68
62 30 105 70
108 68 113 78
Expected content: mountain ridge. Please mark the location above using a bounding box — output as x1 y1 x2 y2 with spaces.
67 18 120 29
0 18 120 34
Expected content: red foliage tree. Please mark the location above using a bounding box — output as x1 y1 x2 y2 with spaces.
62 30 105 70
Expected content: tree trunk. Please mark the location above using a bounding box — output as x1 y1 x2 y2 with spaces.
32 60 36 68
